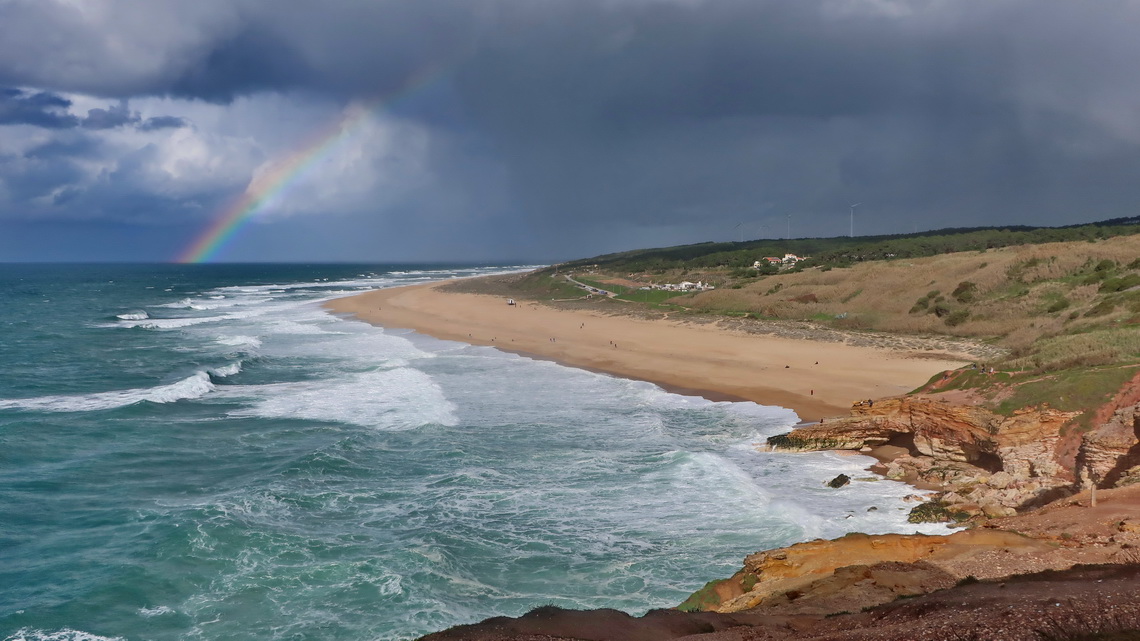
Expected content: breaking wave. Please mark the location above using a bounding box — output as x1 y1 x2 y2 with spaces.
0 372 214 412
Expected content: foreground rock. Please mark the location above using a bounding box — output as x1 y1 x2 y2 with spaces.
423 565 1140 641
421 485 1140 641
681 529 1050 614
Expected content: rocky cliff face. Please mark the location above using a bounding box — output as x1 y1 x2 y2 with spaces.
1079 402 1140 488
768 397 1081 514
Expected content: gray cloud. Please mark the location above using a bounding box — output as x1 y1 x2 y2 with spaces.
0 87 79 128
139 115 188 130
3 1 1140 261
81 101 140 129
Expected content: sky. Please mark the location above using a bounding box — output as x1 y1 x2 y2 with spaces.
2 0 1140 263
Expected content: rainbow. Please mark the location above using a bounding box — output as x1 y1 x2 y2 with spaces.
177 67 444 263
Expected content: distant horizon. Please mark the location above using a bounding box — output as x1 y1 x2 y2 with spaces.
3 214 1138 265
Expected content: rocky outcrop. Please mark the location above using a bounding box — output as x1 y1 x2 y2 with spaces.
1078 402 1140 488
772 397 1076 473
683 529 1052 615
767 397 1081 513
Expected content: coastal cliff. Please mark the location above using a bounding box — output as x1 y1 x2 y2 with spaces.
766 388 1140 521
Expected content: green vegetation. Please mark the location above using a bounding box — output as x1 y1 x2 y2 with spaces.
573 276 687 304
505 272 588 299
676 579 728 612
994 366 1139 422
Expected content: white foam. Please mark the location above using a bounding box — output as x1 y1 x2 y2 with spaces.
268 328 429 364
0 372 214 412
3 629 125 641
137 606 174 617
160 297 195 308
225 368 456 429
160 295 269 310
115 315 231 329
215 335 262 349
209 362 242 377
261 319 332 335
115 311 148 320
108 305 284 330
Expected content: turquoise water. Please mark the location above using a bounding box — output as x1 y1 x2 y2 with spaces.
0 264 943 641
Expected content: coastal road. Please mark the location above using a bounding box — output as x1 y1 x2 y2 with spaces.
564 274 618 298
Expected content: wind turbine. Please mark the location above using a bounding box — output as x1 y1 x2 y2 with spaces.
785 213 794 240
733 221 744 242
849 202 862 238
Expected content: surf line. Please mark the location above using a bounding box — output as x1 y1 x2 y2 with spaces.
176 65 447 264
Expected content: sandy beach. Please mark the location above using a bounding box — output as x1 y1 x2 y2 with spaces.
326 279 974 419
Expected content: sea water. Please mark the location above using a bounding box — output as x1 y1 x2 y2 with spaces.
0 264 947 641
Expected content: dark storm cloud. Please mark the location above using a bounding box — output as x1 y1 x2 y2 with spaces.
3 0 1140 261
0 87 78 128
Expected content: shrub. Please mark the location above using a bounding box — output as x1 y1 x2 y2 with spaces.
932 303 952 317
1100 274 1140 293
945 309 971 326
1084 300 1117 318
952 281 978 303
1047 298 1071 313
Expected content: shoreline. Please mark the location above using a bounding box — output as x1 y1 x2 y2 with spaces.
325 278 973 420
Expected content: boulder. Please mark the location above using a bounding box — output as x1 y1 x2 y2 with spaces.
827 474 851 488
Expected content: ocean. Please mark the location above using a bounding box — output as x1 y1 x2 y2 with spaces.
0 264 946 641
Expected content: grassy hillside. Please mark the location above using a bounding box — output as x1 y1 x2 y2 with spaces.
683 235 1140 372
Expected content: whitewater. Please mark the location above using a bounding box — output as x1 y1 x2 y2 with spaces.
0 264 946 641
